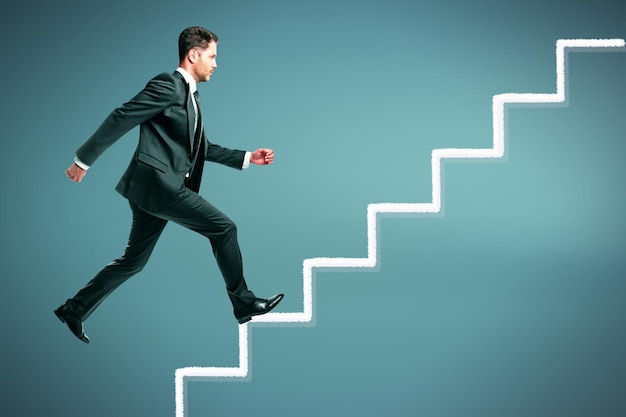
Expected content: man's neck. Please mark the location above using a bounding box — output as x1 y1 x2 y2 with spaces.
176 67 198 92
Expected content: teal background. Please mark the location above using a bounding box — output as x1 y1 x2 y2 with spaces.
1 0 625 416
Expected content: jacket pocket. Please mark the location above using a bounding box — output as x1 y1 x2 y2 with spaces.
136 152 167 173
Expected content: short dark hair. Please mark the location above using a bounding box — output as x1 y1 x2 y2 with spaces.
178 26 219 62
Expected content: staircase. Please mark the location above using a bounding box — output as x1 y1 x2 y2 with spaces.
174 38 626 417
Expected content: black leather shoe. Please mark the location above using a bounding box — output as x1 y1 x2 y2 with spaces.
54 303 90 344
235 294 284 324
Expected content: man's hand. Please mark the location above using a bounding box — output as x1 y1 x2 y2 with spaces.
66 163 87 182
250 148 274 165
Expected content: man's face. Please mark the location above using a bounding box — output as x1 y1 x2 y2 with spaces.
192 41 217 82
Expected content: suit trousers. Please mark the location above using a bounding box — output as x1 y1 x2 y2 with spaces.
68 186 257 321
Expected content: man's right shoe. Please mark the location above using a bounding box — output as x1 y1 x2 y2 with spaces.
234 294 284 324
54 303 90 344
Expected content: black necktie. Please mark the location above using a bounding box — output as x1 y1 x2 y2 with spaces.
192 91 202 155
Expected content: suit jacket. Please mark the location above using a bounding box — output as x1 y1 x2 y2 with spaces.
75 71 246 212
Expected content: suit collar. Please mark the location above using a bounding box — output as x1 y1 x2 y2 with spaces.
176 67 197 93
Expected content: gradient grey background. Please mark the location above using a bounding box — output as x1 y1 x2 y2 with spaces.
1 1 625 416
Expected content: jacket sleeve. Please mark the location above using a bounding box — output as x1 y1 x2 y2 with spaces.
204 141 247 170
75 72 177 166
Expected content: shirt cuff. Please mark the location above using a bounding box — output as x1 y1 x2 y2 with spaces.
74 157 90 170
242 151 251 169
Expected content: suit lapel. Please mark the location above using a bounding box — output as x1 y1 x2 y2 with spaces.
185 87 195 154
174 71 196 154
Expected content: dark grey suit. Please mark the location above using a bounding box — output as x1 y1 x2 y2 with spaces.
66 71 257 321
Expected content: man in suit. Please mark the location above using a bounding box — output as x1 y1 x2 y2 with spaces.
54 26 283 344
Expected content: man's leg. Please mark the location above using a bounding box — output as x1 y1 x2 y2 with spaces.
148 188 257 311
63 202 168 321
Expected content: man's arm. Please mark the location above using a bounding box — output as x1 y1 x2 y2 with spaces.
204 145 274 170
66 72 178 181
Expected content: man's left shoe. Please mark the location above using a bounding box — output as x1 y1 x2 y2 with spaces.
235 294 284 324
54 303 90 344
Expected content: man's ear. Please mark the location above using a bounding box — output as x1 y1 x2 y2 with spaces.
187 49 198 64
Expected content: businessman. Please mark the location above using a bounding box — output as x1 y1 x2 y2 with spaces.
54 26 283 344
